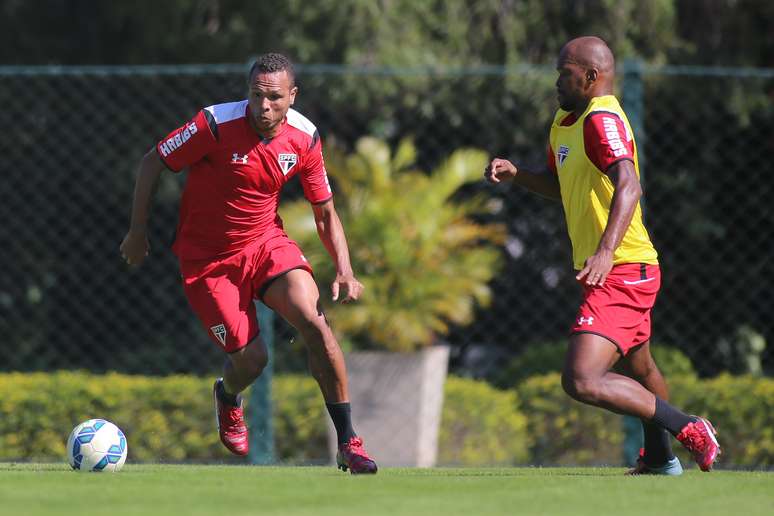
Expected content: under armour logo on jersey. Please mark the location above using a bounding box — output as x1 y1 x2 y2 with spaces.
577 316 594 326
231 153 248 164
278 153 298 175
558 145 570 165
210 323 227 346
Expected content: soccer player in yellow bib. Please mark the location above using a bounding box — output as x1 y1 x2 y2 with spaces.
485 36 720 473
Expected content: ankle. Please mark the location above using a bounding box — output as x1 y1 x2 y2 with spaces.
641 420 675 465
216 378 241 406
326 402 356 445
650 398 694 436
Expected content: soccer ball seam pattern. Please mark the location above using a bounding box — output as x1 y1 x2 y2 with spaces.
67 419 128 472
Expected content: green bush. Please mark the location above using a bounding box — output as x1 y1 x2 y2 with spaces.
649 344 697 379
438 376 530 465
517 373 625 465
517 372 774 467
494 342 696 389
1 372 770 467
279 138 506 352
271 375 327 463
492 341 567 388
0 372 531 466
668 374 774 468
0 371 332 464
277 374 534 466
0 371 223 462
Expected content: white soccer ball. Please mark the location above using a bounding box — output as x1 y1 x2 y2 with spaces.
66 419 128 472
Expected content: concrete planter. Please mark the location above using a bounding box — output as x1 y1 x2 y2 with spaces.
328 345 450 467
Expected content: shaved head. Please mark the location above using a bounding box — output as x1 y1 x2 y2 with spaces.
559 36 615 74
555 36 616 113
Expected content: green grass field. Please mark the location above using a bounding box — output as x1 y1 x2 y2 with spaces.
1 463 771 516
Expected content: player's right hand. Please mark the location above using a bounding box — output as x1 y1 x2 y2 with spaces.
331 272 364 304
120 229 150 266
484 158 518 183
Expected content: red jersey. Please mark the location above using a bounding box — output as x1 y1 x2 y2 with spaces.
156 101 332 260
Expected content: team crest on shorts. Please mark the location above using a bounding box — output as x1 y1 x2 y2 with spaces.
210 323 227 347
278 153 298 175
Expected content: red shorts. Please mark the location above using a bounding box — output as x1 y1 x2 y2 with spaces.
179 234 312 353
571 263 660 355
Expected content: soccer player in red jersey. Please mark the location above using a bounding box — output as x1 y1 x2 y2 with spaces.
485 37 720 473
120 53 376 474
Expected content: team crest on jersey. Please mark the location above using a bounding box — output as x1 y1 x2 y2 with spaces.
210 323 227 347
278 153 298 175
557 145 570 166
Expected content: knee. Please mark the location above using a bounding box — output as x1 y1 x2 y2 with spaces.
630 360 659 384
561 371 602 404
231 343 268 377
300 320 342 366
296 314 332 346
251 347 269 374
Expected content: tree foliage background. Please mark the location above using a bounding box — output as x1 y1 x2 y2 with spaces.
1 0 771 67
1 0 771 379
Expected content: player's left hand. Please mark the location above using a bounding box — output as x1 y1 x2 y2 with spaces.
120 229 150 267
576 249 614 286
484 157 518 183
332 273 363 303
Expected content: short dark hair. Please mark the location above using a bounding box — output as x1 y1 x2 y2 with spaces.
248 53 295 85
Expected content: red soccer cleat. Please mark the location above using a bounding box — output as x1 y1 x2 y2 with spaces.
213 379 249 456
337 436 378 474
676 417 720 472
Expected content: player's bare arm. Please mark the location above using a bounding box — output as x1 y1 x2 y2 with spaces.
312 199 363 303
484 157 561 200
119 148 167 266
576 159 641 286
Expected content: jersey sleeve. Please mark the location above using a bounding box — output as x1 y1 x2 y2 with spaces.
300 131 333 204
156 109 218 172
547 142 557 175
583 112 635 174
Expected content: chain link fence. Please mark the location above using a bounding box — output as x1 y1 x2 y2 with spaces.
1 63 772 383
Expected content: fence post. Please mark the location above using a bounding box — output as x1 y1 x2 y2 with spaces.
621 58 645 466
621 58 646 191
248 301 275 464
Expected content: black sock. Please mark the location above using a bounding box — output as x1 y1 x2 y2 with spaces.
326 402 356 445
216 379 241 407
651 397 695 436
641 420 675 465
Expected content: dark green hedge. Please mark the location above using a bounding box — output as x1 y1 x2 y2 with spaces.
517 373 774 468
0 372 526 466
439 376 530 465
1 372 771 467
